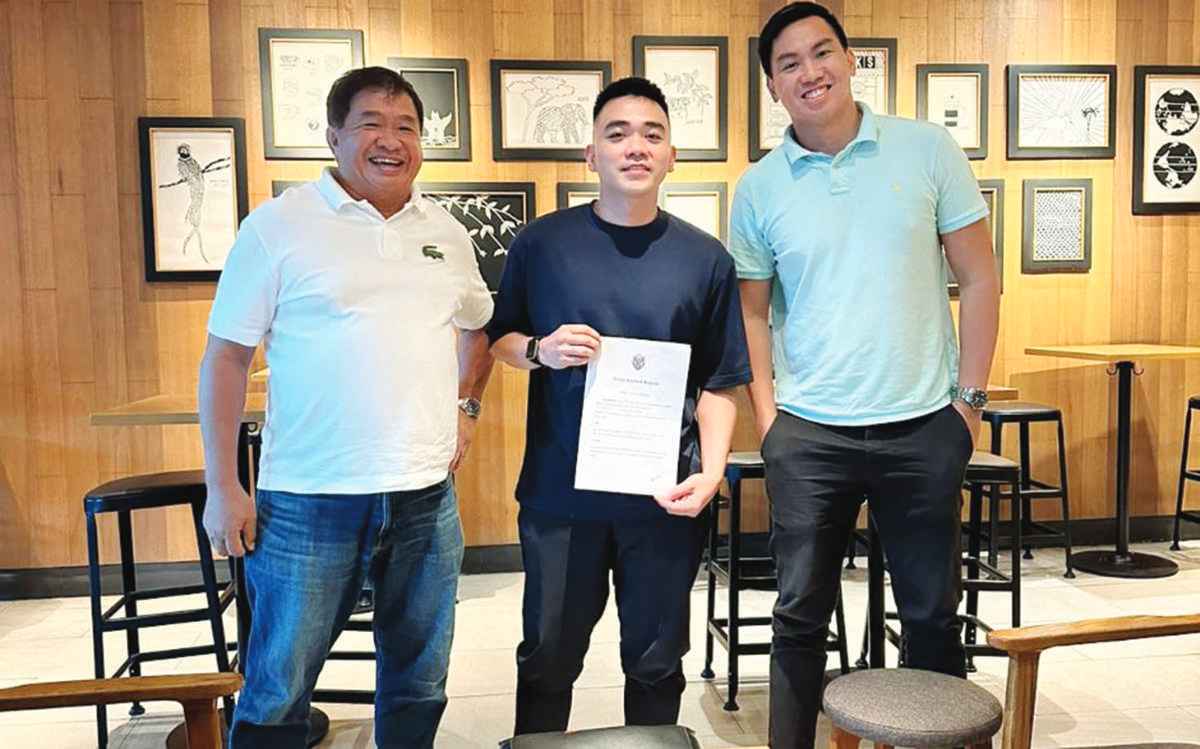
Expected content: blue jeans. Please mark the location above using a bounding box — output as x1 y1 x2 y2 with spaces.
229 478 463 749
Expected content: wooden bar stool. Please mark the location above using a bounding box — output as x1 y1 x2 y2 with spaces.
84 470 236 748
1171 395 1200 549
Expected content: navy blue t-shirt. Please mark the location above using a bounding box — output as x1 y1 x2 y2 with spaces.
486 204 752 521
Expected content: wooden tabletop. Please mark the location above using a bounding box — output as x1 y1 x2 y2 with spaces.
90 393 267 426
1026 344 1200 362
988 384 1018 402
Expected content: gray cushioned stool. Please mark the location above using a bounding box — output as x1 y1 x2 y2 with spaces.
503 725 700 749
822 669 1001 749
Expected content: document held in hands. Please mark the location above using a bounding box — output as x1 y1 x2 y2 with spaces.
574 336 692 496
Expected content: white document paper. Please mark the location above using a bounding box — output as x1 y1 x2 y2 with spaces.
574 336 692 496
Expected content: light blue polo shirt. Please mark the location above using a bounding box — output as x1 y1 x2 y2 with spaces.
728 104 988 427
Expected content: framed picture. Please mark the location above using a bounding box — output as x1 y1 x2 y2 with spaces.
659 182 727 243
387 56 471 161
1022 179 1092 274
271 180 305 198
748 37 792 161
490 60 611 161
848 37 897 115
137 117 249 282
258 28 364 160
946 179 1004 296
1132 66 1200 214
633 36 728 161
917 64 988 160
557 182 600 210
1006 65 1117 159
418 182 536 292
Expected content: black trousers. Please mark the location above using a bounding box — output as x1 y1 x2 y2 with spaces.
762 405 974 749
513 506 707 735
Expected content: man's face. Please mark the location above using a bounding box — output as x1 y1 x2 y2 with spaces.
766 16 858 131
326 87 423 204
585 95 676 198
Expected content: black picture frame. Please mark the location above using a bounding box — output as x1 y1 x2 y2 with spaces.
490 60 612 161
1006 64 1117 160
556 182 600 210
917 63 989 160
848 37 897 115
947 179 1004 297
258 27 365 160
1022 178 1092 274
633 35 729 161
659 181 728 244
1132 65 1200 214
137 116 249 283
748 37 792 161
418 182 536 292
386 56 472 161
271 180 305 198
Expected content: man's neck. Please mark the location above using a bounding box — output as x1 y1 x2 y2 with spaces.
791 103 863 156
331 169 411 219
592 188 659 227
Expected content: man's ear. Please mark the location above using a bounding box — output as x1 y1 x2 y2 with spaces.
666 145 677 174
766 75 779 103
326 126 338 151
584 143 596 173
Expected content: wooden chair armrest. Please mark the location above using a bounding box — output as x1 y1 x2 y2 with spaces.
988 614 1200 654
0 673 242 712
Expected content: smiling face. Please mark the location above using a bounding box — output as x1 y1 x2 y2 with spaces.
326 87 423 211
766 15 859 137
585 95 676 200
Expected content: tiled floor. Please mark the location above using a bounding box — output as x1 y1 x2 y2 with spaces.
2 542 1200 747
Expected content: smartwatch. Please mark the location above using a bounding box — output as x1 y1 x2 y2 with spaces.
525 335 543 365
457 397 482 419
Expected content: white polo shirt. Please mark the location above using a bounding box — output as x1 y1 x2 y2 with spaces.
208 169 493 494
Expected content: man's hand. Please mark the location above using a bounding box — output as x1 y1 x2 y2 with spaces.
952 399 982 448
536 324 601 369
653 472 723 518
757 410 777 445
203 483 257 557
451 410 477 472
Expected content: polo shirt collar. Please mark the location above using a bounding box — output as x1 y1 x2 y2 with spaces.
782 103 879 164
315 167 427 218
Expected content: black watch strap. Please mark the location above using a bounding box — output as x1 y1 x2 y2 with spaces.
525 335 543 364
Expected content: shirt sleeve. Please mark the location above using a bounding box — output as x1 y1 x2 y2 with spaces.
450 224 494 331
727 176 776 281
484 228 531 345
694 252 753 392
933 127 989 235
207 218 279 347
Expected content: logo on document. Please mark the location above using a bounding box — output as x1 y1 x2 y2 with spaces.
632 354 645 371
422 245 445 261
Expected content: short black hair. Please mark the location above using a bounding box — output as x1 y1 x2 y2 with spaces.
326 66 424 130
758 2 850 77
592 76 669 121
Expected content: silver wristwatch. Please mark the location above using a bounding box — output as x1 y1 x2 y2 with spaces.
457 397 482 419
951 385 989 411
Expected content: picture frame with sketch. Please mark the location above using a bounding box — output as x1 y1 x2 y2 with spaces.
556 182 600 210
1132 65 1200 214
848 37 897 115
386 56 472 161
1022 178 1093 274
418 182 536 291
748 37 792 161
634 36 728 161
490 60 611 161
659 182 728 244
1007 64 1117 160
917 63 989 160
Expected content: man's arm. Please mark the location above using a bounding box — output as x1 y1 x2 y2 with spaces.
653 387 739 517
739 279 777 442
490 325 602 370
451 328 496 471
198 334 257 557
943 217 1001 443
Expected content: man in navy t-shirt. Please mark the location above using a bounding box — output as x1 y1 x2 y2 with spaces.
487 77 752 735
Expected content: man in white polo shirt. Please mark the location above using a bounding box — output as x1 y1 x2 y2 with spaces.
198 67 493 748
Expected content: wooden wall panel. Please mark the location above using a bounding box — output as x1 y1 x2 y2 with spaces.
3 0 1200 568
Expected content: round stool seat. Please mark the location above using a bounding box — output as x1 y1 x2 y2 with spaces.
822 669 1002 748
727 451 764 467
982 400 1060 424
84 470 207 513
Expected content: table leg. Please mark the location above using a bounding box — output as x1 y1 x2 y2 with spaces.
867 515 885 668
1070 361 1179 579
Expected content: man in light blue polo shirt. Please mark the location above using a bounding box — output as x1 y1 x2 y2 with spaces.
728 3 1001 747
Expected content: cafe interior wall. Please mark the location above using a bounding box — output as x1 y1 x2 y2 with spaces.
1 0 1199 570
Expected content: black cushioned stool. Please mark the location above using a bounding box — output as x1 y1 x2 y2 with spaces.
1172 395 1200 549
701 452 851 711
980 401 1074 577
503 725 700 748
823 669 1001 749
84 470 235 749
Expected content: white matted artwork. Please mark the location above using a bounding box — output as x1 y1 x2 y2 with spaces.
1021 178 1092 274
928 75 981 148
491 61 609 160
849 38 896 114
556 182 600 209
634 36 728 160
1133 67 1200 213
1007 65 1116 159
758 72 790 150
659 182 727 243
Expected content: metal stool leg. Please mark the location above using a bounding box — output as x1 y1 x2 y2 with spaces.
724 469 741 711
117 510 145 717
1010 479 1023 628
964 483 983 673
701 500 718 680
1056 417 1075 577
86 509 109 749
191 500 234 720
833 586 851 674
1174 405 1194 550
988 423 1003 567
1018 422 1034 559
